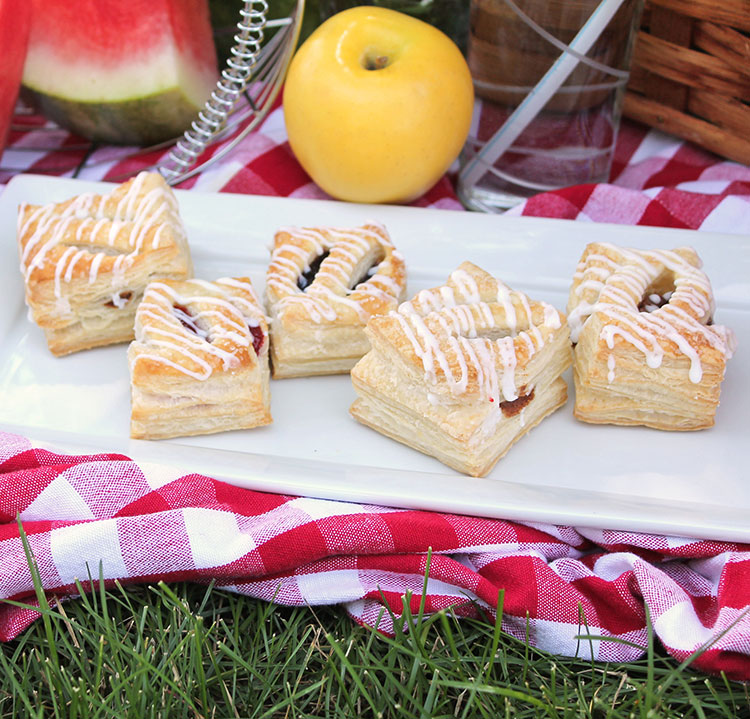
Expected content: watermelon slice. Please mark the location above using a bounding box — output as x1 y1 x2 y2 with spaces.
0 0 30 150
22 0 219 145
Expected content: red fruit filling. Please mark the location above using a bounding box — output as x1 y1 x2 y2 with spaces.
249 324 264 355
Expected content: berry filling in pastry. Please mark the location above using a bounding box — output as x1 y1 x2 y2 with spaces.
265 222 407 378
128 276 271 440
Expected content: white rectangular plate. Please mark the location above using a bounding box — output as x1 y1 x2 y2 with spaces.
2 175 749 541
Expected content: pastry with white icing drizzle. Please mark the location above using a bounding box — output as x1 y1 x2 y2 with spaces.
128 276 271 439
567 242 736 430
349 262 572 477
17 172 192 356
265 222 407 378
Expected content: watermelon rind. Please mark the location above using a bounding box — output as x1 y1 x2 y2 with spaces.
23 87 207 146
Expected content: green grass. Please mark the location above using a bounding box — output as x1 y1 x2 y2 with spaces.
1 577 748 719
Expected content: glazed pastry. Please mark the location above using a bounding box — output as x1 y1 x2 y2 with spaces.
17 172 192 356
128 277 271 440
350 262 572 477
265 222 407 378
567 242 736 430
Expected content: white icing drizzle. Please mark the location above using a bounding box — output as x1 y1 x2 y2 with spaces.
18 172 184 299
110 291 131 310
268 223 404 324
450 269 481 304
139 337 216 380
471 337 499 402
89 253 105 284
518 293 544 347
568 243 733 384
519 331 536 359
392 267 564 403
495 282 517 335
131 278 266 381
63 249 87 283
607 354 616 384
54 246 78 300
496 336 518 401
542 303 562 329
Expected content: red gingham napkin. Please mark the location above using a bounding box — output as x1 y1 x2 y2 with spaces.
2 432 750 679
2 101 750 679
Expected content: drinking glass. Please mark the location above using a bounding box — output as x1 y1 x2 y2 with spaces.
457 0 644 211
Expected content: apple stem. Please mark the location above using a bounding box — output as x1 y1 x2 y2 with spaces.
365 55 389 71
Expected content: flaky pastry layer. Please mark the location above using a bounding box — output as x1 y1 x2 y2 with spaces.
567 242 735 430
128 276 271 439
350 262 572 477
17 172 192 356
265 222 407 378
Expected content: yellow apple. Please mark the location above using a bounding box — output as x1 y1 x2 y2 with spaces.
283 6 474 204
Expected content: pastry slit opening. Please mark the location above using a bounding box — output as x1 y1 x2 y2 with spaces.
173 304 211 342
298 250 330 291
638 272 676 313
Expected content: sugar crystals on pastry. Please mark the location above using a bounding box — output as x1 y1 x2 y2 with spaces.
350 262 572 477
265 222 407 378
17 171 192 356
567 242 736 430
128 277 271 440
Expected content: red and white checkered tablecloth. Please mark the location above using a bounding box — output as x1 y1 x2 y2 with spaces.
2 100 750 680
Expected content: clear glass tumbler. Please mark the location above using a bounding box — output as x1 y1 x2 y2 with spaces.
457 0 644 211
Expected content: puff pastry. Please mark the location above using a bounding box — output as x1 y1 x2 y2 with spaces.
17 171 192 356
265 222 407 378
128 277 271 440
350 262 572 477
567 242 736 430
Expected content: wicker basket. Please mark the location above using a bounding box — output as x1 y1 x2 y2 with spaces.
623 0 750 165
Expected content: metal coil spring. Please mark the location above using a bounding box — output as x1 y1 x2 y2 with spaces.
161 0 269 182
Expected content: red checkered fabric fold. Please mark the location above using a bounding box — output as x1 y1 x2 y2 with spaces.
4 98 750 226
506 122 750 230
2 101 750 679
1 432 749 680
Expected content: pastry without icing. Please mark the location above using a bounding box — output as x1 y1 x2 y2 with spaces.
17 171 192 356
567 242 736 430
128 277 271 440
350 262 572 477
264 222 407 378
